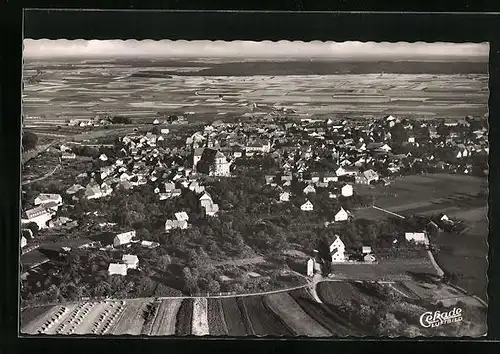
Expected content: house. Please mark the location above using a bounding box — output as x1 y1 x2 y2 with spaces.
161 129 170 135
279 191 290 202
108 263 128 276
355 169 379 185
364 254 376 263
405 232 429 245
300 200 314 211
307 258 314 277
141 240 160 249
362 246 372 254
153 119 160 125
114 230 136 247
175 211 189 221
311 172 321 183
330 235 346 263
303 184 316 194
165 219 189 231
164 181 176 192
61 152 76 160
99 154 108 162
122 254 139 269
341 184 353 197
245 140 271 154
336 166 347 177
323 173 338 183
334 207 351 222
34 194 63 207
265 175 276 184
66 184 85 195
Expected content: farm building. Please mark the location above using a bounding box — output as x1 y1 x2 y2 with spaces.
330 236 346 263
405 232 429 245
300 200 314 211
22 205 56 229
341 184 353 197
108 263 128 276
34 194 63 207
164 181 176 192
114 231 136 247
122 254 139 269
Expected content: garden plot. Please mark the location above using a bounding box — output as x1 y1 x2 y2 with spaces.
241 296 293 336
87 301 126 335
207 298 228 336
47 302 100 335
20 306 53 333
220 297 248 336
264 293 331 337
191 298 210 336
175 299 194 336
150 299 182 336
109 299 149 335
22 305 74 335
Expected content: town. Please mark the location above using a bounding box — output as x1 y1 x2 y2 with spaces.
20 110 488 310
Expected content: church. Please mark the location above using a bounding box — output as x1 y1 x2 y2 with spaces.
193 147 232 177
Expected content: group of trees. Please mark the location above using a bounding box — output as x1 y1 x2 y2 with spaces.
22 131 38 151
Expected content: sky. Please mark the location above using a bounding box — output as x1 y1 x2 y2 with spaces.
23 39 489 61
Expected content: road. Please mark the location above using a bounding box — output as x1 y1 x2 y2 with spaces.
22 163 60 186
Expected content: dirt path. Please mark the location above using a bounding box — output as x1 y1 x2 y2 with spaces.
22 164 60 186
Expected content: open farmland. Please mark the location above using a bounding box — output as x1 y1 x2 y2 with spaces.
264 292 331 336
191 298 210 335
240 295 293 336
355 174 488 301
356 174 487 217
220 297 249 336
149 298 182 336
175 298 193 336
329 258 438 281
207 298 229 335
23 59 488 123
317 281 487 337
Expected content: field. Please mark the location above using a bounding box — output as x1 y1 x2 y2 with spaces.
149 299 182 336
175 299 193 336
23 60 488 123
354 174 488 300
317 281 487 337
263 292 331 336
356 174 487 218
21 276 487 337
329 258 438 281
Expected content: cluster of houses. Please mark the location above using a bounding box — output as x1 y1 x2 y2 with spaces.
305 230 431 277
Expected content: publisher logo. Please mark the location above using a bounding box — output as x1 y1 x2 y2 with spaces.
419 307 463 328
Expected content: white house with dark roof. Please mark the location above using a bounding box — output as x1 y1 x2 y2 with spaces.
303 184 316 194
334 207 351 222
175 211 189 221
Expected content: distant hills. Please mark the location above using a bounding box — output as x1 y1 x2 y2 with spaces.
25 59 489 76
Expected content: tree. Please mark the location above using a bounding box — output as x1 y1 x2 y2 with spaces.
22 131 38 151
